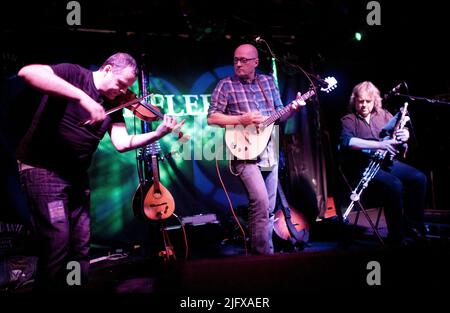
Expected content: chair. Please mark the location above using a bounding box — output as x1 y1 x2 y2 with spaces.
353 204 384 232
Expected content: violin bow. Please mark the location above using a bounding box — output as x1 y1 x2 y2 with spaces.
78 94 153 126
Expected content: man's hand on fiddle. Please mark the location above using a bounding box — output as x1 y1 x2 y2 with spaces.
155 115 185 138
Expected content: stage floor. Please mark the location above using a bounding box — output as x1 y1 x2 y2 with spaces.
4 213 450 311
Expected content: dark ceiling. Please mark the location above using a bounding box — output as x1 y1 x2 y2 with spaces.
1 0 445 43
1 0 448 94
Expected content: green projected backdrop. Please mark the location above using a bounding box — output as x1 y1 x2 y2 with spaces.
88 66 249 242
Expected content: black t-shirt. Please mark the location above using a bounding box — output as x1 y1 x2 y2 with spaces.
17 63 124 177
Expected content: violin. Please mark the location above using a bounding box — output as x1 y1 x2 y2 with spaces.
105 89 163 122
81 89 187 140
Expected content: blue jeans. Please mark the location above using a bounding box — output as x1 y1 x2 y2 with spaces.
234 162 278 255
19 167 90 291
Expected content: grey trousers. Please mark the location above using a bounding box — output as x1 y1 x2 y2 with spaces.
234 162 278 255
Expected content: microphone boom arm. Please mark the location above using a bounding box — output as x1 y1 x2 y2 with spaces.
253 36 326 89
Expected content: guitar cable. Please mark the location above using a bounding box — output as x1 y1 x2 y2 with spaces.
172 212 189 259
215 158 248 256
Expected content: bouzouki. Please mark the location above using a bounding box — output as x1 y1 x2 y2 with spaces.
142 142 175 220
133 65 175 220
274 181 310 244
225 76 338 160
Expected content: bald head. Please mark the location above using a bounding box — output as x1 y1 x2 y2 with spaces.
233 44 259 80
234 44 259 58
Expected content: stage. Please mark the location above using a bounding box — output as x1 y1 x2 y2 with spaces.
1 1 449 309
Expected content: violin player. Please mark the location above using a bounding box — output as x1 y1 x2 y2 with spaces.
15 52 184 291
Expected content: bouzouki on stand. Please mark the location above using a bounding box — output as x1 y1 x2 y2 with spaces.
132 145 151 218
225 76 338 160
274 181 310 248
142 142 175 220
135 63 175 221
132 141 176 260
132 143 176 220
131 64 176 262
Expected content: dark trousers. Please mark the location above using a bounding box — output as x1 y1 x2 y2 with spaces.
19 167 90 291
370 160 427 241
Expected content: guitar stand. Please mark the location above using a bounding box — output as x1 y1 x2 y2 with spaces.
158 221 176 262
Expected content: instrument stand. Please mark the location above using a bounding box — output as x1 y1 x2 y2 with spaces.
158 220 176 263
339 167 385 246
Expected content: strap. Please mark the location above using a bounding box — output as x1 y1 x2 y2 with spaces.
256 76 276 113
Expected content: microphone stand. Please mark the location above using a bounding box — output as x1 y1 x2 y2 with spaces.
256 38 329 218
392 92 449 213
255 39 323 90
394 93 450 106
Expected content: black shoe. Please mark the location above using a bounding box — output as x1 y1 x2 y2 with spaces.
406 227 430 245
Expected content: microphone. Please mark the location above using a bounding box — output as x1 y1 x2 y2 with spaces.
254 36 264 43
384 82 404 100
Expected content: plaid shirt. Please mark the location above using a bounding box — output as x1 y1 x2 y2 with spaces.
208 74 283 117
208 73 284 168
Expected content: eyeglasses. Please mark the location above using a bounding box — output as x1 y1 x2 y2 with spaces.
233 57 257 64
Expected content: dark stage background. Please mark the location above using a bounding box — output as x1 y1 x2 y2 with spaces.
1 0 449 247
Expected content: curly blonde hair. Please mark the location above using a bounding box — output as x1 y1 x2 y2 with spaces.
348 81 383 113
